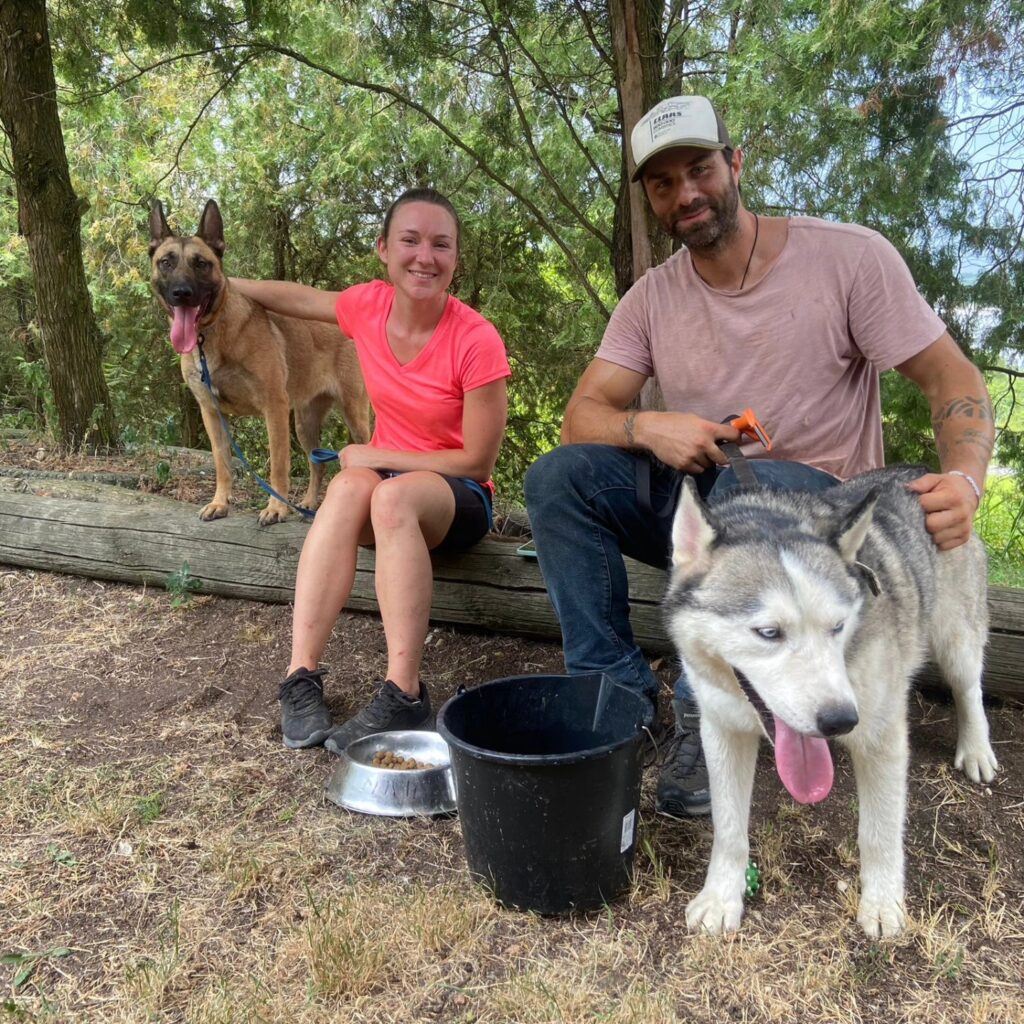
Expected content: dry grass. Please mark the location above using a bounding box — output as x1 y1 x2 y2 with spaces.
1 569 1022 1023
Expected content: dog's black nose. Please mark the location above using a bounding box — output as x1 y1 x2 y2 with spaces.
171 284 194 302
816 704 858 737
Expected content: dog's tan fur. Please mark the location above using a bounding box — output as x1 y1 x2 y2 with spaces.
149 199 370 525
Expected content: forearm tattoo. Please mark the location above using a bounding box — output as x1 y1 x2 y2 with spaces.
623 412 637 447
932 396 994 464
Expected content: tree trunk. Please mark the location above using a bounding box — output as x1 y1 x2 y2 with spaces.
0 0 116 449
608 0 668 296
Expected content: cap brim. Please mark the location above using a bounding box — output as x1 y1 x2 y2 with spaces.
630 139 726 182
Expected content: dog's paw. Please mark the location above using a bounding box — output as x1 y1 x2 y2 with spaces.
856 895 906 939
954 740 999 784
685 888 744 934
257 502 292 526
199 501 229 521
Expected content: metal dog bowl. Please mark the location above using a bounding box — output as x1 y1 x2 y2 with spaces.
325 730 456 817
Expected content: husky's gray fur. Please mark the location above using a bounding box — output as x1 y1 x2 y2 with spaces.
665 465 998 938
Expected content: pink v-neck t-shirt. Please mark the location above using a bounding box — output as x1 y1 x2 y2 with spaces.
596 217 946 479
335 281 511 486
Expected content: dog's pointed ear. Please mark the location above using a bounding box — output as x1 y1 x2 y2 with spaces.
148 200 172 256
197 200 225 258
671 476 717 577
830 487 879 563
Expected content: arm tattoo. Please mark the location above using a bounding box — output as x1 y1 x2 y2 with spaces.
931 396 992 433
623 412 637 447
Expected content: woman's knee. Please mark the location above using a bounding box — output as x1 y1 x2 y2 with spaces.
369 474 440 535
319 467 377 519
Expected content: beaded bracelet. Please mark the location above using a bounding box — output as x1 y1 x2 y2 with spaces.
948 469 982 504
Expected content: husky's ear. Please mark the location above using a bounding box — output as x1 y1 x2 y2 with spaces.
670 477 717 577
148 200 172 256
197 199 225 258
830 487 879 563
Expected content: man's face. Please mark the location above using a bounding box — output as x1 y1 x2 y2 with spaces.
641 147 742 252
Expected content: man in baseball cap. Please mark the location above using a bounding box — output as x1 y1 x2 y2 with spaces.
630 95 732 181
525 94 994 830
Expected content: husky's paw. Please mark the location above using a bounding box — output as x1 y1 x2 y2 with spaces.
685 888 744 934
257 501 292 526
856 895 906 938
199 500 229 521
954 740 999 784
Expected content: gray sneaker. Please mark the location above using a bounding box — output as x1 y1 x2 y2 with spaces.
279 666 333 749
655 698 711 817
324 679 433 756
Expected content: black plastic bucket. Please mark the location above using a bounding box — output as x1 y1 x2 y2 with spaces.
436 673 649 914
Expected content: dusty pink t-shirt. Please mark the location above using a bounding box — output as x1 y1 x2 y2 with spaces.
335 281 511 489
597 217 946 479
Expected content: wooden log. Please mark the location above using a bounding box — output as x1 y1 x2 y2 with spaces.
0 483 1020 700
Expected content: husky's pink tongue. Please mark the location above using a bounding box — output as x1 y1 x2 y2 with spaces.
773 717 834 804
170 305 202 354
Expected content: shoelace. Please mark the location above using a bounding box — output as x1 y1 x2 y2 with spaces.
357 683 414 726
659 726 705 781
281 671 326 715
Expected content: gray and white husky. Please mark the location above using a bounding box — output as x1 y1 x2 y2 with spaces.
664 465 998 938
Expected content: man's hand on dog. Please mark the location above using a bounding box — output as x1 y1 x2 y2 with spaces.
635 412 742 474
907 472 981 551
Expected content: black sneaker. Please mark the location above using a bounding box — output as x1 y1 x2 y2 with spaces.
324 679 433 756
279 666 333 749
655 698 711 817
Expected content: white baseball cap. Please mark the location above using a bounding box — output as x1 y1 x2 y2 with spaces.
630 96 732 182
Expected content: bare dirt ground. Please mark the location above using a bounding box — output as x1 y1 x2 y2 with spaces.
1 440 1022 1023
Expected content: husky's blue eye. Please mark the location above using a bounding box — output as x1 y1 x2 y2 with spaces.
754 626 782 641
831 621 845 634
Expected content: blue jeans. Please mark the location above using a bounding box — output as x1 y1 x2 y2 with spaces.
523 445 837 714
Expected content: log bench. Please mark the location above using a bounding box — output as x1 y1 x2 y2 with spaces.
1 477 1021 700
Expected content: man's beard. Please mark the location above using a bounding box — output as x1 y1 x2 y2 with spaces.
665 179 741 252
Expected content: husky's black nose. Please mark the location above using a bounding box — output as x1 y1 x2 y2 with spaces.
817 704 858 737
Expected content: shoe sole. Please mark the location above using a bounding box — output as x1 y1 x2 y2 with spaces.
655 798 712 819
282 728 332 750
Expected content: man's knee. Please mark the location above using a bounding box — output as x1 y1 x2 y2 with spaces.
525 445 587 510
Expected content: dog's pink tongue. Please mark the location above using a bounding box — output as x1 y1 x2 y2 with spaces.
170 305 201 354
774 717 834 804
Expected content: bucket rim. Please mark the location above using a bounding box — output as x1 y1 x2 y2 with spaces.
435 673 648 767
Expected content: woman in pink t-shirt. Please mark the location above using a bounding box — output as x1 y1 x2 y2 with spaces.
233 189 511 753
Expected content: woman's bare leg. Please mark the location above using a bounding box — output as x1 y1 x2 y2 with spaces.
288 467 379 673
369 472 456 694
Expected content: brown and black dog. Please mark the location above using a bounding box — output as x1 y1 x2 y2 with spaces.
149 199 371 525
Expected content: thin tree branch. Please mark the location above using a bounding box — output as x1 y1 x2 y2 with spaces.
481 0 612 247
248 41 612 317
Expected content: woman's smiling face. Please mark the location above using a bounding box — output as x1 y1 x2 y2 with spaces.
377 200 459 301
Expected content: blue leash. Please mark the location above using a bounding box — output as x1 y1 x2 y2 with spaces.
197 337 316 520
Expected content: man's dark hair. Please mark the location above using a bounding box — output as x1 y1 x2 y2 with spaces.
382 187 461 249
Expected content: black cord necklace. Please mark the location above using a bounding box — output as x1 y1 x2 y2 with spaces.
692 213 760 291
738 214 759 291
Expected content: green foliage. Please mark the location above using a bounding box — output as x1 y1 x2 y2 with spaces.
133 792 164 824
165 561 201 608
1 0 1020 555
976 475 1024 586
0 948 73 992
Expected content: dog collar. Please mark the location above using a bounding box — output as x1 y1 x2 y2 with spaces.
733 667 774 747
853 560 881 596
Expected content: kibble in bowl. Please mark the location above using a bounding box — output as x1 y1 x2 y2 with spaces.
326 730 455 817
371 750 436 771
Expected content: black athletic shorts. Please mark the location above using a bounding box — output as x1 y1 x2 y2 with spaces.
370 471 492 553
